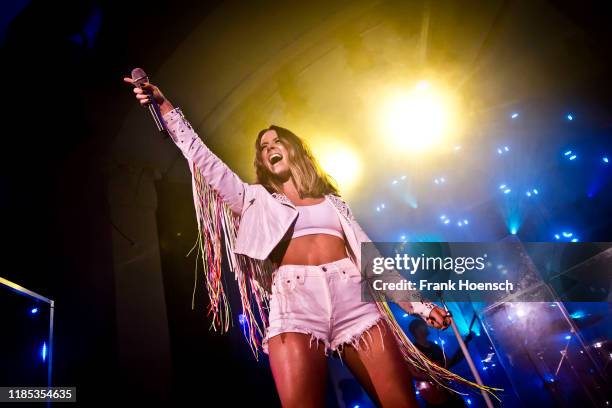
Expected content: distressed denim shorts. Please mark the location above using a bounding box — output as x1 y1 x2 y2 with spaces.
262 257 386 356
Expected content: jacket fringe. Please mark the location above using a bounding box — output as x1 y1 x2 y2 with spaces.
188 160 273 360
369 291 502 401
186 161 502 399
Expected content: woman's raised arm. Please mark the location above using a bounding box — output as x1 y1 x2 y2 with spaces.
123 77 248 215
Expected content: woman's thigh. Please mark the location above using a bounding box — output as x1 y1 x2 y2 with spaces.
340 320 419 408
268 332 328 408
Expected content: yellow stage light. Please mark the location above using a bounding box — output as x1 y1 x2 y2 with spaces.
380 81 457 153
312 141 361 192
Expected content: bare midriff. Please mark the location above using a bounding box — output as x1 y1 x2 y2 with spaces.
278 234 349 266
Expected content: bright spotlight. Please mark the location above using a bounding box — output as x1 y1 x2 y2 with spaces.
380 82 456 153
313 141 361 192
415 80 430 91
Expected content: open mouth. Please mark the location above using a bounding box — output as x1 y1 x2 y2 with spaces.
269 152 283 165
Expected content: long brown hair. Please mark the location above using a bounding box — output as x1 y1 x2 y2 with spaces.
254 125 340 198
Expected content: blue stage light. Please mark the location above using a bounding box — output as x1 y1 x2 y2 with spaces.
569 155 577 160
567 114 573 121
41 342 47 362
463 219 469 225
603 157 609 163
570 311 585 319
443 219 450 225
238 314 247 325
506 215 521 236
565 335 571 340
466 398 472 405
499 184 506 189
555 231 579 242
31 308 38 314
504 188 511 194
564 150 572 156
526 191 531 197
532 189 539 195
497 146 510 155
511 113 519 119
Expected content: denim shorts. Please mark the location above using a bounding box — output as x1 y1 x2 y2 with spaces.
262 257 386 356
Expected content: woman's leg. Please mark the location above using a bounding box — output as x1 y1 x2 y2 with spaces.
339 320 419 408
268 332 329 407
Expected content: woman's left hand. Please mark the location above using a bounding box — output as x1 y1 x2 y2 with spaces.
426 306 452 329
396 302 452 329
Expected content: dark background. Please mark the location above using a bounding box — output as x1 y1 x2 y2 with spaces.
1 0 611 405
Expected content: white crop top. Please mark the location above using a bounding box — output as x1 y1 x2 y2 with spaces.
291 199 344 240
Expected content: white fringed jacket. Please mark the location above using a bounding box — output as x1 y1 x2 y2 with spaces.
157 107 499 398
163 106 433 309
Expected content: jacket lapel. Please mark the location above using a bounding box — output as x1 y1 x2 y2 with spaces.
270 192 296 209
325 194 361 270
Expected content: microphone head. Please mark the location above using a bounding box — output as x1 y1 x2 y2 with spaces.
131 68 148 86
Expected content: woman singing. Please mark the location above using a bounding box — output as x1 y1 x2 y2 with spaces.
123 76 497 407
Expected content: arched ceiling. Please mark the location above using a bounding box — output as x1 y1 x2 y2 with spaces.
112 0 606 207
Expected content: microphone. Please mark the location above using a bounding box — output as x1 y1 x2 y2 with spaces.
130 67 169 138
